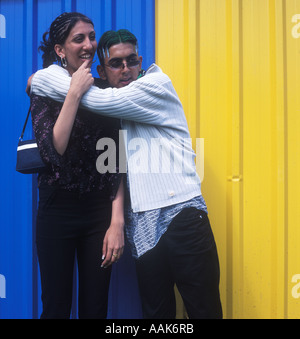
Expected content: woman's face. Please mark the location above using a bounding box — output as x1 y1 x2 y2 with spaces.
55 20 97 75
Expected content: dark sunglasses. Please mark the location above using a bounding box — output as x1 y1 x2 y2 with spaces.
105 55 140 70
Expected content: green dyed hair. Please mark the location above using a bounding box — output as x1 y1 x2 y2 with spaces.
97 29 138 66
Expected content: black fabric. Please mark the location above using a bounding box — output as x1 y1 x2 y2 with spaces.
135 208 222 319
36 186 113 319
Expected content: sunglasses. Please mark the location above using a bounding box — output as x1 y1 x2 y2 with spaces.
105 55 140 70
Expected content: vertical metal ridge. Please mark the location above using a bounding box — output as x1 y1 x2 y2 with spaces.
268 0 278 318
195 0 201 140
30 0 39 319
237 0 245 318
71 0 76 12
111 0 116 30
281 0 288 319
225 0 233 319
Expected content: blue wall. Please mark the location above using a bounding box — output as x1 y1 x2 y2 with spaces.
0 0 155 319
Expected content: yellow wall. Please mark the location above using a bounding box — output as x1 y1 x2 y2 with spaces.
156 0 300 319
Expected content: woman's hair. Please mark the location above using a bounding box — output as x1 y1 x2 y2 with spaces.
39 12 94 68
97 29 138 66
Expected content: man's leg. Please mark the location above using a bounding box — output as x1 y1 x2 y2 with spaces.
166 208 222 319
135 237 176 319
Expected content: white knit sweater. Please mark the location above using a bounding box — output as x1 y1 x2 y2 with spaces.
31 63 202 212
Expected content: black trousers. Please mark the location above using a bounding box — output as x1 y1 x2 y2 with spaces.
135 208 222 319
36 187 112 319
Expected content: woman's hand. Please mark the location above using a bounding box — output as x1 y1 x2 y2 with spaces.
69 60 94 99
101 219 125 268
101 178 125 268
52 60 94 155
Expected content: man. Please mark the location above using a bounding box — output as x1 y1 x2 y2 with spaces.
30 29 222 319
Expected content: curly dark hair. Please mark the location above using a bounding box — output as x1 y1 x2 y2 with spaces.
39 12 94 68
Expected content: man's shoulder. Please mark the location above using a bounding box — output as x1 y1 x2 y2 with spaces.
145 63 164 76
94 78 110 89
140 63 171 85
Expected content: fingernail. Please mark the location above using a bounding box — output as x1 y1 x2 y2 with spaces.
102 255 105 260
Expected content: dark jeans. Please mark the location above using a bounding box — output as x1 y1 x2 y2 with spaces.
135 208 222 319
36 187 112 319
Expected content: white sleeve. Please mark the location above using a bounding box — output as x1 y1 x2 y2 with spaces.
31 65 182 127
31 65 71 102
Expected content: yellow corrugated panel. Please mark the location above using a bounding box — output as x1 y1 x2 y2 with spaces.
156 0 300 319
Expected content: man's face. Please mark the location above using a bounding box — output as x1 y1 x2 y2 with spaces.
97 42 143 88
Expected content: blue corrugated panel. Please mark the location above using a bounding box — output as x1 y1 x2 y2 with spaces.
0 0 155 319
0 0 35 319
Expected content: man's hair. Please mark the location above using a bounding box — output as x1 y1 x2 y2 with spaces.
97 29 138 66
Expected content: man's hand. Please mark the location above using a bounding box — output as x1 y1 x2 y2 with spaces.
26 74 35 96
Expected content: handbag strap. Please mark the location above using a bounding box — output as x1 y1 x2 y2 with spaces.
19 106 31 141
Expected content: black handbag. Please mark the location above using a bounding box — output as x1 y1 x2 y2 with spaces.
16 106 46 174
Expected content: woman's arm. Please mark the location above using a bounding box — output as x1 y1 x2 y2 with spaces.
101 177 125 268
52 61 94 155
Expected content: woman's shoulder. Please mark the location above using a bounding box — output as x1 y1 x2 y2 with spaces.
35 64 70 77
30 93 63 110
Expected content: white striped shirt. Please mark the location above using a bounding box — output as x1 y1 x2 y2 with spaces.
31 63 203 214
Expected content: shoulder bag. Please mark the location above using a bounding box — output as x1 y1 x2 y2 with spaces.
16 106 46 174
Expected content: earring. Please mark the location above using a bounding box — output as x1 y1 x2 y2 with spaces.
60 56 67 68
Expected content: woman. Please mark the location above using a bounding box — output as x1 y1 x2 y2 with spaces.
31 12 124 319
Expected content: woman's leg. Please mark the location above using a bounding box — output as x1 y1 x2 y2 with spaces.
36 237 76 319
76 197 112 319
36 188 77 319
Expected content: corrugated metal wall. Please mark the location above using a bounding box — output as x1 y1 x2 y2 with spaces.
156 0 300 319
0 0 154 319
